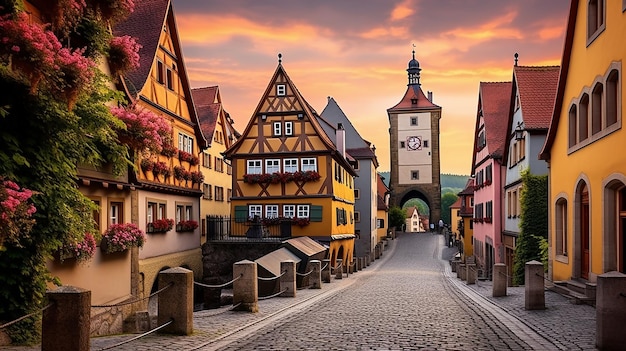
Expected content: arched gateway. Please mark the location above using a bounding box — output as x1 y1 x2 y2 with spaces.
387 49 442 224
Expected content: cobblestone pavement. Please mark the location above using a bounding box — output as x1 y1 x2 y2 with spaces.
4 232 597 350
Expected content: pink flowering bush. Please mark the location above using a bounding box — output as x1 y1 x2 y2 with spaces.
92 0 135 22
54 47 96 107
108 35 141 76
52 0 86 36
0 179 36 249
101 223 145 253
59 232 96 262
110 104 172 154
190 171 204 184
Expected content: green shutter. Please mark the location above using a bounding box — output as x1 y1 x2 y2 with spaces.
310 205 323 222
235 206 248 223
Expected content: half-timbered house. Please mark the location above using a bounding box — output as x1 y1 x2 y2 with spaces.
223 57 357 267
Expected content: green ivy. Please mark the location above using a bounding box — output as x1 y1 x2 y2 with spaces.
512 169 548 285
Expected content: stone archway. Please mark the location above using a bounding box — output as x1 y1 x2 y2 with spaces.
396 187 440 230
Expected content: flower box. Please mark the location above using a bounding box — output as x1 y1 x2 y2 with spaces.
243 171 321 184
147 219 174 233
293 217 310 227
176 220 198 232
101 223 146 254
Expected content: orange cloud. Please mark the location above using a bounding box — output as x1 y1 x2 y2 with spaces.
390 0 415 21
360 25 409 39
444 10 523 41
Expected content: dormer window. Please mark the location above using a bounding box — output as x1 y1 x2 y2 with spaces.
411 98 417 105
276 84 286 96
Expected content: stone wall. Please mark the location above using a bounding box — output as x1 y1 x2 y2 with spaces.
202 241 282 283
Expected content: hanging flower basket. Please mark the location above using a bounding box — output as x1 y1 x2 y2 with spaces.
190 171 204 184
101 223 145 254
140 158 154 173
161 143 178 158
176 220 198 232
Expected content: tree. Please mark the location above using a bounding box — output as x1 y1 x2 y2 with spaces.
388 206 406 231
403 198 428 216
441 192 458 226
512 170 548 285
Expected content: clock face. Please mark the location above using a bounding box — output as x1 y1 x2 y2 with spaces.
407 136 421 150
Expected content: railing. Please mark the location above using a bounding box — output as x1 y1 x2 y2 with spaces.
206 215 291 241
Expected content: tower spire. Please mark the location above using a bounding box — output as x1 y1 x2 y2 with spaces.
407 44 421 86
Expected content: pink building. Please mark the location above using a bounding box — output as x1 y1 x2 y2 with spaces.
471 81 512 279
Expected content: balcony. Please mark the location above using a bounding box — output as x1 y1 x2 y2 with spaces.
206 216 295 241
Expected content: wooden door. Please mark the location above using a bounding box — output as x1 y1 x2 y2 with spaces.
619 188 626 273
581 188 590 280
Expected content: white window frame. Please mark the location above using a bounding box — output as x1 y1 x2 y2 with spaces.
178 133 193 154
284 158 298 173
301 158 317 172
249 205 262 219
247 160 262 174
285 121 293 136
265 159 280 174
265 205 279 218
277 84 286 96
296 205 309 218
110 202 121 225
283 205 295 218
273 122 282 136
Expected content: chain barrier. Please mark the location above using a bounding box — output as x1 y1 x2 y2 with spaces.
258 288 288 300
92 282 173 308
194 274 243 289
320 263 329 271
296 269 313 277
94 318 174 351
257 270 287 281
330 262 343 273
0 303 53 330
535 272 554 284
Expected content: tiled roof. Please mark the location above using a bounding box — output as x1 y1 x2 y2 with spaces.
113 0 169 96
192 86 218 106
405 206 418 218
377 194 387 211
192 87 220 142
514 66 560 130
346 147 375 159
450 197 462 209
480 81 512 158
458 178 475 195
388 85 439 111
377 173 389 200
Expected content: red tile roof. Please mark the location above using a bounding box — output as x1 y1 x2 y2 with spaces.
192 87 221 142
480 81 512 159
114 0 169 95
514 65 560 130
387 85 440 112
450 197 462 209
458 178 475 195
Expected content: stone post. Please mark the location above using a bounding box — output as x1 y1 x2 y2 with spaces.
466 263 476 285
280 260 296 297
356 257 362 271
321 259 331 283
596 271 626 349
233 260 258 312
158 267 193 335
375 245 380 259
43 286 90 351
524 260 545 310
492 263 507 297
366 255 371 266
343 258 349 276
458 263 466 280
335 259 343 280
309 260 322 289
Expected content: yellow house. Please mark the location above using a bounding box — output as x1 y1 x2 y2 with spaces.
449 196 462 242
192 86 239 244
376 173 390 243
457 178 474 260
115 0 208 294
223 58 357 267
540 0 625 282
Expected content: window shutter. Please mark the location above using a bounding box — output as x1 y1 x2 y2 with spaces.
235 206 248 222
310 205 323 222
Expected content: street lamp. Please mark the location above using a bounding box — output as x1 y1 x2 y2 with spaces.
514 122 524 141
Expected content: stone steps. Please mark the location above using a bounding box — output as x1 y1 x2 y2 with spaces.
549 280 596 307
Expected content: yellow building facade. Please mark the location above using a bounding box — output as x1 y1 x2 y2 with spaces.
224 60 357 267
540 0 626 282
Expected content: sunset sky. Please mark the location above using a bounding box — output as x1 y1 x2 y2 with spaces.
173 0 570 175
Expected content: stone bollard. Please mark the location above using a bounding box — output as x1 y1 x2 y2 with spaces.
309 260 322 289
596 271 626 349
451 260 459 273
335 259 343 280
233 260 258 312
466 263 476 285
343 259 349 276
375 245 380 259
525 260 545 310
366 254 371 266
43 286 90 351
459 263 466 281
158 267 193 335
280 260 296 297
492 263 507 297
356 257 362 271
321 259 331 283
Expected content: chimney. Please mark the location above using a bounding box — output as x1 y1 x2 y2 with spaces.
337 123 346 158
427 91 433 102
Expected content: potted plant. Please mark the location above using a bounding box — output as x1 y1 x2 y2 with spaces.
190 170 204 184
140 158 154 173
101 223 146 254
57 233 97 263
147 218 174 233
176 220 198 232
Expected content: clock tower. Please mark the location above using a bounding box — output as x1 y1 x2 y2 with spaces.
387 50 442 226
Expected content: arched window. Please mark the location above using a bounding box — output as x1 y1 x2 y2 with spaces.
592 83 603 135
606 69 619 127
568 105 577 148
579 94 589 142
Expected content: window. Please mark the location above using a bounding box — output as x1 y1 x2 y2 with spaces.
110 201 123 225
202 152 211 168
247 160 262 174
410 117 417 125
354 211 361 223
285 121 293 136
592 83 603 135
411 170 419 180
377 218 385 229
284 159 298 173
486 201 493 219
248 205 262 219
301 158 317 172
486 164 492 183
178 133 194 154
297 205 309 218
265 205 279 218
587 0 605 42
273 122 282 136
276 84 286 96
283 205 295 218
606 70 619 127
147 200 166 224
354 189 360 199
215 157 224 173
555 198 568 257
579 94 589 142
400 141 405 148
203 184 211 199
166 68 173 90
227 189 232 202
227 164 232 175
266 159 280 173
423 140 429 148
157 60 165 84
176 203 193 223
568 105 577 148
215 186 224 202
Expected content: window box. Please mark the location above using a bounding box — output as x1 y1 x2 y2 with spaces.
147 218 174 233
176 220 198 232
101 223 145 254
484 217 492 223
293 217 310 227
